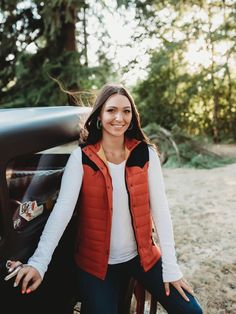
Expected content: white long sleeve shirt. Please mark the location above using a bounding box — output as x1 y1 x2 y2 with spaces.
28 145 183 282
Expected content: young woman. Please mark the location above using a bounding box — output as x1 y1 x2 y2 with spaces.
8 83 203 313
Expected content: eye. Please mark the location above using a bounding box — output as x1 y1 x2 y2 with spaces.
125 109 131 113
107 108 114 112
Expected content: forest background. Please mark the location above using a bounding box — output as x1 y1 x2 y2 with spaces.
1 0 236 166
1 1 236 314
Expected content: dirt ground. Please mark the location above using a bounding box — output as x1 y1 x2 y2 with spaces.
145 143 236 314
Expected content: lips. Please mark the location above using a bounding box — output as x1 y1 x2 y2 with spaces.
111 124 125 128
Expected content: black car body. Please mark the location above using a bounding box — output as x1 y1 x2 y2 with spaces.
0 106 91 314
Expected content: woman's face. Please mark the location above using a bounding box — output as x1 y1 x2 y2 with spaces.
99 94 132 139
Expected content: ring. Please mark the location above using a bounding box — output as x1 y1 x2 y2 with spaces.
5 260 12 270
5 260 23 270
4 264 24 281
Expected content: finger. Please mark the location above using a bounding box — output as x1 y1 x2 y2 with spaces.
181 281 194 296
164 282 170 296
21 270 34 293
182 277 189 285
4 265 23 281
14 267 28 288
22 267 42 294
182 277 192 289
26 278 42 293
175 286 190 302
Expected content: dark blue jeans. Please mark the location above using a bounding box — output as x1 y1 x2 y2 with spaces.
77 256 203 314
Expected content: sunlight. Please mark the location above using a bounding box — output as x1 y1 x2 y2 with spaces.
4 0 234 86
184 39 212 71
87 3 234 85
184 38 234 74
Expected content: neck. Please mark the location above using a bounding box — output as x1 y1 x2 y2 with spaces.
101 136 125 152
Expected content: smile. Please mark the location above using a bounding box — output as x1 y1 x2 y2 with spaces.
111 125 125 127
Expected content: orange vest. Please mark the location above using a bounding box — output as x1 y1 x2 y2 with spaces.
74 138 161 279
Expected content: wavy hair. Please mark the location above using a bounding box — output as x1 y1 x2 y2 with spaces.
81 82 155 147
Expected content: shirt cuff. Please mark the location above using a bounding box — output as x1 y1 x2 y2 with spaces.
162 261 183 282
27 260 47 280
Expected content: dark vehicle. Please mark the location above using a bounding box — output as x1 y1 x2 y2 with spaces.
0 106 157 314
0 106 91 314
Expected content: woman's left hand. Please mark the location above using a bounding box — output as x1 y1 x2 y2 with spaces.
164 278 194 302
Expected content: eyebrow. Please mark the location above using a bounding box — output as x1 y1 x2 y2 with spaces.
106 105 131 109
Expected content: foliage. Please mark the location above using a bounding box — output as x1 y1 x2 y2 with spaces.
0 0 236 146
143 123 236 169
0 0 117 108
128 0 236 142
133 41 191 129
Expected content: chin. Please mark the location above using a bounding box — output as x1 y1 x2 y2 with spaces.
105 127 128 137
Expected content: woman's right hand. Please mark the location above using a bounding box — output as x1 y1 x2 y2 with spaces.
7 261 42 294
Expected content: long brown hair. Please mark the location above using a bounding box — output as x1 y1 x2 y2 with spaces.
81 82 153 146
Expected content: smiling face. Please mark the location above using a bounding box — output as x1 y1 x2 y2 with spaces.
99 94 132 139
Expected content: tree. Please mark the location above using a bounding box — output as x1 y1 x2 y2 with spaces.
122 0 236 141
0 0 116 108
133 40 195 130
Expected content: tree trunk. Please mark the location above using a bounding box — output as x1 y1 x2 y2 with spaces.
222 1 234 138
62 4 77 51
59 2 80 104
212 91 220 143
83 6 88 67
207 4 220 143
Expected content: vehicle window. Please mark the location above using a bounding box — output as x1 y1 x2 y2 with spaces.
5 141 78 232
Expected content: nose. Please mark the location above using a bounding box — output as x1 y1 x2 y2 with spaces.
115 112 123 121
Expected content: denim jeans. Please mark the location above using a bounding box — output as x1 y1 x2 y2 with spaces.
77 255 203 314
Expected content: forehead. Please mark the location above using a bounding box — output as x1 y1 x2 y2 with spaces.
104 94 131 108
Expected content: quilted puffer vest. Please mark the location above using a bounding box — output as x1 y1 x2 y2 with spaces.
74 138 161 279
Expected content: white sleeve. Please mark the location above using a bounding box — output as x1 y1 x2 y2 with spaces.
27 147 83 278
148 146 183 282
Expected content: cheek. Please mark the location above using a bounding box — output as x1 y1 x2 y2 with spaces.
100 113 111 123
127 114 132 123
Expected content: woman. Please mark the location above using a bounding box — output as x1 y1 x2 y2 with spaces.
7 83 203 313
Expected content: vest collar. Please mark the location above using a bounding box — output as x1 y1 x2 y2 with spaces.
85 138 141 166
